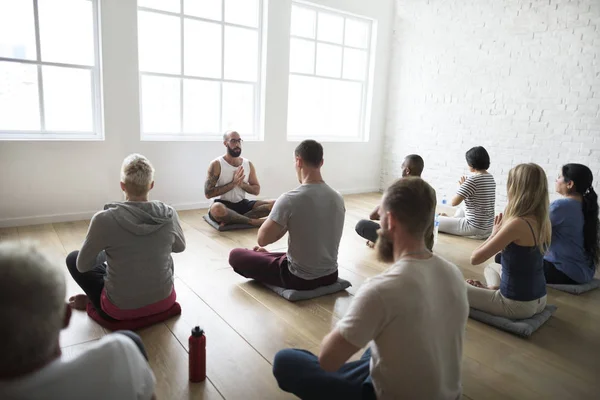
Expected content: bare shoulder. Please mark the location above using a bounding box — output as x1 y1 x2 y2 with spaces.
208 159 221 175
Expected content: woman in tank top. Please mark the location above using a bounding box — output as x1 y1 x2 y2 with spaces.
465 163 551 319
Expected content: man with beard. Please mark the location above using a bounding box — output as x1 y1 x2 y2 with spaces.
228 140 345 290
355 154 433 250
272 177 468 400
205 131 275 227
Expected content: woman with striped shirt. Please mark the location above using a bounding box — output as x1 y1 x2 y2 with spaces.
438 146 496 238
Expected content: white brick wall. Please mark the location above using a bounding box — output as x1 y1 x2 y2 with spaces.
382 0 600 212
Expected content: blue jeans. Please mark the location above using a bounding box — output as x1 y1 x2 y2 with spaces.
273 348 376 400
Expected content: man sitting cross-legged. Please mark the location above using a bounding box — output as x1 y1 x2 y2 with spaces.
205 130 275 227
66 153 186 321
0 242 156 400
273 177 469 400
355 154 433 250
229 139 345 290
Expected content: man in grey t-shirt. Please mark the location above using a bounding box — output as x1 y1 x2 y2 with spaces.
228 140 345 290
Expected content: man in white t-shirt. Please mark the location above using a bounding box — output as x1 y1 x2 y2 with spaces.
273 177 469 400
0 242 156 400
205 130 275 227
229 140 345 290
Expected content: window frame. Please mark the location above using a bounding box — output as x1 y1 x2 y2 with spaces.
0 0 103 141
137 0 265 142
287 1 376 143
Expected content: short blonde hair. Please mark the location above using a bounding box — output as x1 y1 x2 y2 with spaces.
121 153 155 196
0 242 66 375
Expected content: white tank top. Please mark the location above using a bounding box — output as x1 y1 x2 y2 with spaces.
216 156 250 203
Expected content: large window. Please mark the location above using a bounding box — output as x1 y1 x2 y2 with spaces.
138 0 264 140
287 2 374 141
0 0 102 140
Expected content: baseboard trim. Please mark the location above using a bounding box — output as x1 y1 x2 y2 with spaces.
0 187 382 228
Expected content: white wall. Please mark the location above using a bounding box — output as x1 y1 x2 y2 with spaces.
382 0 600 211
0 0 394 227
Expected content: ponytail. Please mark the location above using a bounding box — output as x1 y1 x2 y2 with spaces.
582 186 599 266
562 163 599 267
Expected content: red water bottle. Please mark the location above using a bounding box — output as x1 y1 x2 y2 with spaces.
189 326 206 382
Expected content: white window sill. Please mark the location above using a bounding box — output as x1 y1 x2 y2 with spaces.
0 132 104 141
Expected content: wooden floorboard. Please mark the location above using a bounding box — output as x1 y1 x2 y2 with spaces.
2 193 600 399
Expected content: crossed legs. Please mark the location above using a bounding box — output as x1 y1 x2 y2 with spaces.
209 200 275 227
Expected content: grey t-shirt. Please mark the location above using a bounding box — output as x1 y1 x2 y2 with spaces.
269 183 345 280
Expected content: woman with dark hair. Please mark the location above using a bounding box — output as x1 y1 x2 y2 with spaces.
438 146 496 238
544 164 599 284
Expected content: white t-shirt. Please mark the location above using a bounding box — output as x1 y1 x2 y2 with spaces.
269 183 345 279
337 254 468 400
0 334 155 400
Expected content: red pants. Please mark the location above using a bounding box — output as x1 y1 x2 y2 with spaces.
229 249 338 290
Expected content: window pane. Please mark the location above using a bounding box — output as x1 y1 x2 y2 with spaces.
185 0 222 20
43 66 93 132
141 75 180 133
288 75 362 138
224 27 258 81
38 0 95 65
0 0 36 60
342 48 367 80
183 79 220 134
316 43 341 78
138 0 180 13
0 62 40 130
290 5 315 39
289 38 315 74
345 18 370 48
185 19 222 78
222 83 254 134
317 12 343 44
138 11 181 74
224 0 258 28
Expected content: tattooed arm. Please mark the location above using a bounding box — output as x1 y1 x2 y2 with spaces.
239 162 261 196
204 161 235 199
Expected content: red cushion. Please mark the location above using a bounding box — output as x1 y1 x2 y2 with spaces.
86 302 182 331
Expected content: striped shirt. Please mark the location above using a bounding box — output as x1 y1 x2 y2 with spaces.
456 173 496 231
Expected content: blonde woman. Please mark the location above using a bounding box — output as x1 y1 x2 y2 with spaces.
466 163 551 319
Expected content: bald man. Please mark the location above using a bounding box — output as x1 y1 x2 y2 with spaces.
355 154 434 251
205 131 275 227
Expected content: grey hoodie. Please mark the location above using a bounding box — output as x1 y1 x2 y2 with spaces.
77 201 186 309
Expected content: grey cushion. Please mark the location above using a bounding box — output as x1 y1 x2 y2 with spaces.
548 279 600 294
469 305 557 338
263 278 352 302
203 214 255 231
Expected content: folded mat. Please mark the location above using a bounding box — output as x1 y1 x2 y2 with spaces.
203 214 255 231
468 305 557 338
87 302 182 331
263 278 352 302
548 279 600 294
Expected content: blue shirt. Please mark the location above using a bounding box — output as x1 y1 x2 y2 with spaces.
544 198 596 284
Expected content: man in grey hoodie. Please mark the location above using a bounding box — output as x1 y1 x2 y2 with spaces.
66 154 186 320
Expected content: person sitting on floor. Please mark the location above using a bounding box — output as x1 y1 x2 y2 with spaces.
205 130 275 227
228 139 345 290
272 177 468 400
0 242 156 400
355 154 434 250
438 146 496 238
466 163 550 319
543 163 598 284
66 153 186 322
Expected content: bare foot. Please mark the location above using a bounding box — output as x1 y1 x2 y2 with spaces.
253 246 268 252
69 294 89 310
366 240 375 249
466 279 487 289
439 212 448 217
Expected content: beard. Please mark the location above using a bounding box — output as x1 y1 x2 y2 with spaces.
227 147 242 157
376 229 395 263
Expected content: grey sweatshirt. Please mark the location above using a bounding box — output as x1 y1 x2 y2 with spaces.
76 201 186 309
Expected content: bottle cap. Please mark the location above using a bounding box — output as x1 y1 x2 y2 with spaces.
191 326 205 337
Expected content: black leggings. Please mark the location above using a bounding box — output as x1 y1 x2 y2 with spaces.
355 220 380 243
494 253 578 285
66 250 115 321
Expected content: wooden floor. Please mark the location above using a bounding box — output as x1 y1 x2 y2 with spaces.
2 193 600 399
